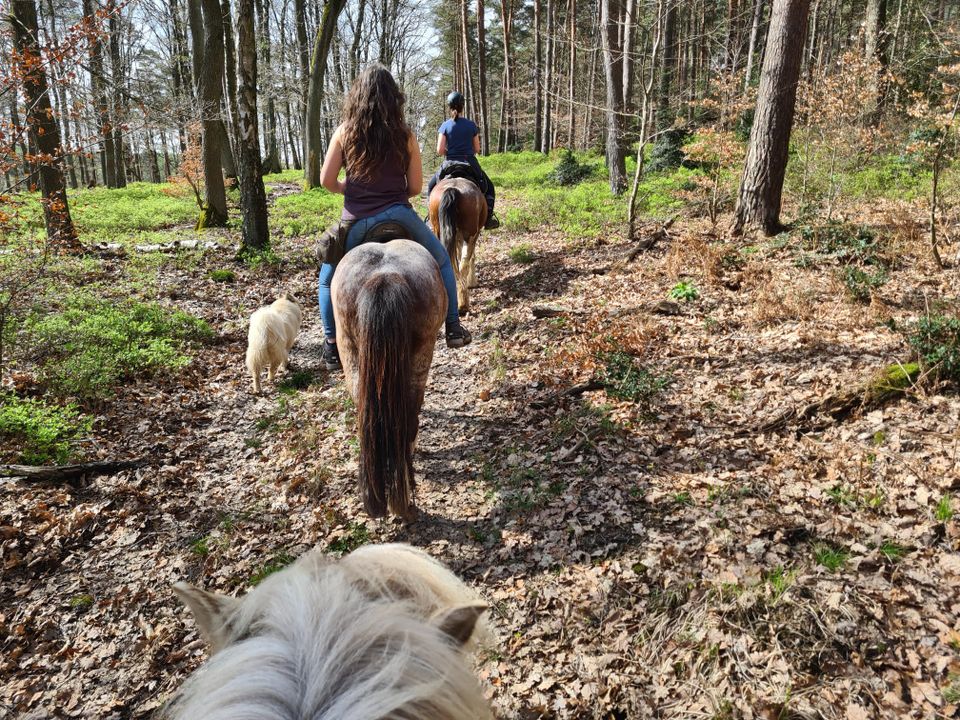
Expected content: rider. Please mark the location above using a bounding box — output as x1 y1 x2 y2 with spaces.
427 91 499 230
317 65 472 371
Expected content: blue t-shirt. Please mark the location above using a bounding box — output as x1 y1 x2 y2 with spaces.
438 117 478 161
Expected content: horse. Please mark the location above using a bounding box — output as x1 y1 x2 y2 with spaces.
169 543 493 720
331 238 447 520
428 178 487 314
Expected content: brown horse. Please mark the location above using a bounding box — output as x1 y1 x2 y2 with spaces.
331 239 447 520
428 178 487 314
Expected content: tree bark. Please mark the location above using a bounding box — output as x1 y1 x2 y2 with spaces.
542 0 554 153
303 0 346 189
258 0 282 174
733 0 811 236
600 0 626 193
236 0 269 250
9 0 80 251
497 0 513 151
194 0 229 226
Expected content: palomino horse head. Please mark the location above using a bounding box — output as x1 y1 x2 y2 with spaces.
428 178 486 314
331 239 447 520
169 543 492 720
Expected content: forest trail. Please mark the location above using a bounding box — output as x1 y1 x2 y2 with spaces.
3 183 960 718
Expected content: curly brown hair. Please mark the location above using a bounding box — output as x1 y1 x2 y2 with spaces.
340 65 410 183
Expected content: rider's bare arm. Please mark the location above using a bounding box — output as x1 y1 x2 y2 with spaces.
406 131 424 197
436 133 447 157
473 134 480 154
320 126 347 195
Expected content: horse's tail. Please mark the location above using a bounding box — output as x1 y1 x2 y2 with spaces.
438 186 460 257
355 275 418 518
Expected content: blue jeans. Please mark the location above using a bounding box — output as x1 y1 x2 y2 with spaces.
317 203 460 341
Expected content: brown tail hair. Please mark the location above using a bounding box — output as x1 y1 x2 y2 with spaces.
438 186 461 261
355 275 418 518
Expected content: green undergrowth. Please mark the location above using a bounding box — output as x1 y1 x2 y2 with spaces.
906 313 960 384
270 187 342 238
0 394 91 464
18 294 213 400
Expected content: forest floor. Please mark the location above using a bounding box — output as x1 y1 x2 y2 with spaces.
2 173 960 720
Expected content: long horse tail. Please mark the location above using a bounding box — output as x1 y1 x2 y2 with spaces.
438 186 460 258
355 275 418 519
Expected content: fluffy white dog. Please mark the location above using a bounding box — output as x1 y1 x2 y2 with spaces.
246 292 302 393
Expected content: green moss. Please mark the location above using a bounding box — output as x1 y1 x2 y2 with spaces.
864 363 919 405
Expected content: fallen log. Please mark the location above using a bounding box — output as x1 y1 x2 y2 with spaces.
0 459 147 485
758 362 921 434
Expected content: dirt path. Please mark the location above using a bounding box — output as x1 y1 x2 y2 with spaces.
3 198 960 719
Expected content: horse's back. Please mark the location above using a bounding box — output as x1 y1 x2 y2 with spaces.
333 239 443 302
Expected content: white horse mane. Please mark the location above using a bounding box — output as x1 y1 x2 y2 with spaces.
168 544 492 720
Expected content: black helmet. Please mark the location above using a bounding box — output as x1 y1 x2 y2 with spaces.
446 91 465 111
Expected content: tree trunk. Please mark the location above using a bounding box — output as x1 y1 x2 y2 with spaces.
497 0 513 151
621 0 636 116
258 0 283 174
863 0 888 123
9 0 80 251
533 0 542 151
303 0 347 189
194 0 229 226
744 0 765 89
107 0 127 187
600 0 626 193
476 0 489 154
567 0 576 147
83 0 117 187
236 0 269 250
733 0 811 236
459 0 476 120
651 1 681 170
542 0 554 153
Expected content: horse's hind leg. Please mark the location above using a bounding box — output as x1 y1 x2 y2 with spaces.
465 234 479 289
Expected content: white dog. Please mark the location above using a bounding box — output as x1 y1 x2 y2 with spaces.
246 292 302 393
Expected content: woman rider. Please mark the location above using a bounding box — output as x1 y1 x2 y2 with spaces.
317 65 472 371
427 91 499 230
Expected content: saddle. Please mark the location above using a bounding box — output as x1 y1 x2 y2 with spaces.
437 160 486 193
315 220 409 266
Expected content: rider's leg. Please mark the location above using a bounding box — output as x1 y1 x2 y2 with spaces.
468 157 498 227
381 204 466 335
427 169 440 198
317 262 337 341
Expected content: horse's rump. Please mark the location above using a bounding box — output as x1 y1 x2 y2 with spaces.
331 240 446 519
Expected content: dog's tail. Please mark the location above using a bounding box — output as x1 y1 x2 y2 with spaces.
355 275 418 519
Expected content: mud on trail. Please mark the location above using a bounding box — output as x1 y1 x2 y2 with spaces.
2 200 960 719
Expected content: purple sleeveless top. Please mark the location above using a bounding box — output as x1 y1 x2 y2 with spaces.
342 149 411 221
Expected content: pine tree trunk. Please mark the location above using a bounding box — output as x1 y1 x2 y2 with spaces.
10 0 80 251
541 0 554 153
533 0 542 151
863 0 888 123
236 0 269 250
303 0 346 189
459 0 476 120
733 0 811 236
600 0 626 193
258 0 283 174
476 0 489 154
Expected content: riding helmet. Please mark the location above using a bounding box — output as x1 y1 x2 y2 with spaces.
447 91 465 111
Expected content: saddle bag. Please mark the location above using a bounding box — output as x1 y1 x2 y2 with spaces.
315 220 354 266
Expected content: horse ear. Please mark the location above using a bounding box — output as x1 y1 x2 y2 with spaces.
432 602 488 646
172 582 242 653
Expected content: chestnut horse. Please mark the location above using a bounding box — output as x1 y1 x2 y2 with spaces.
428 178 487 314
331 239 446 520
